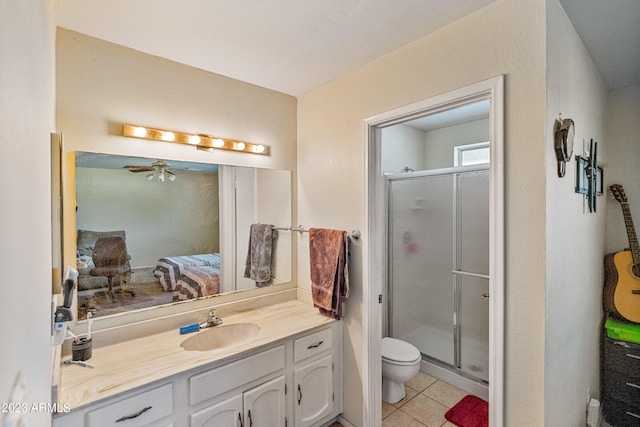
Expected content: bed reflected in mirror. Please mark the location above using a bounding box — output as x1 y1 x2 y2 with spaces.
73 152 292 320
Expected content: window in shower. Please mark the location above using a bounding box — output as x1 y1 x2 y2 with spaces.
454 141 490 167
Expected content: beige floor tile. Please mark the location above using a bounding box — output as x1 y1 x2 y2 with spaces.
422 380 468 408
442 422 457 427
382 400 397 419
406 372 438 392
382 409 425 427
400 394 449 427
391 386 418 408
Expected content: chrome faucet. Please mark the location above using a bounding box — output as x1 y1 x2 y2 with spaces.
200 309 223 328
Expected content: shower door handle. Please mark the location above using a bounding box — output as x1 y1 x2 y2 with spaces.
481 293 490 299
452 270 490 280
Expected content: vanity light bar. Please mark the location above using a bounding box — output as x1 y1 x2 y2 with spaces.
122 124 269 155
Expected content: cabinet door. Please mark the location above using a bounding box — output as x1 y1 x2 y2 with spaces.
243 375 286 427
190 394 242 427
294 355 333 427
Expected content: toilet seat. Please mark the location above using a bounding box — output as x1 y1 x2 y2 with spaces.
382 337 421 364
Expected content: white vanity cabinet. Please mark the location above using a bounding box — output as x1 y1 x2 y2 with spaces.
52 383 174 427
292 328 335 427
53 321 341 427
190 375 286 427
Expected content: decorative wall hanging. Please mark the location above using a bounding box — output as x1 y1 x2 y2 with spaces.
575 138 601 213
554 116 575 177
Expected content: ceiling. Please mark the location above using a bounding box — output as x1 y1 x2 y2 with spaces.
75 152 218 173
54 0 639 97
559 0 640 91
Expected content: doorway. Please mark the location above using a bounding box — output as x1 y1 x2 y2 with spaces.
363 76 504 427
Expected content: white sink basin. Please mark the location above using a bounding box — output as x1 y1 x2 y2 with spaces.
180 323 260 351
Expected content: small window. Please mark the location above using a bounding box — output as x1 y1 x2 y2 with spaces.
454 142 490 166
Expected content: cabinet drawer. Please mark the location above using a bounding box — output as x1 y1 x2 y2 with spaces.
86 383 172 427
604 398 640 427
604 370 640 406
605 338 640 376
294 327 333 363
189 345 285 405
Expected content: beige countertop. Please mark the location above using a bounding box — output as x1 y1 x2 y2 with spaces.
58 300 334 410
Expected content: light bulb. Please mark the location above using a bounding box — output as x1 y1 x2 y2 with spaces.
161 131 175 141
133 127 147 137
235 142 246 151
212 138 225 148
146 173 154 181
169 174 176 182
253 145 265 153
188 135 201 145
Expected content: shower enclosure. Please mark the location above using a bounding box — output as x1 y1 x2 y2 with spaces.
387 166 489 383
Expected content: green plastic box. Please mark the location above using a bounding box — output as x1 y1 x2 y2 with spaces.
605 317 640 344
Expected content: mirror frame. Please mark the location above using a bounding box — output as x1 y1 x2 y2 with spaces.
62 148 296 338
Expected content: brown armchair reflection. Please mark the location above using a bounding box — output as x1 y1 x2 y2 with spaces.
90 236 134 302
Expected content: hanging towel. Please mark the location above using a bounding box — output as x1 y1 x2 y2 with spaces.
309 228 349 320
244 223 277 287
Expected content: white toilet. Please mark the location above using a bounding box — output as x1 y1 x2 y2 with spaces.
381 337 421 403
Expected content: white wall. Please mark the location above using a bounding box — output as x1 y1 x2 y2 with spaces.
545 1 608 425
0 0 56 425
605 85 640 254
298 0 547 424
423 118 490 169
381 124 425 173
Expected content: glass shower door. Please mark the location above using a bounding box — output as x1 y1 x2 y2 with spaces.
388 174 455 366
455 170 490 381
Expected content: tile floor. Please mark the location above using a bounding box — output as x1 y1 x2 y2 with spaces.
382 372 471 427
329 372 476 427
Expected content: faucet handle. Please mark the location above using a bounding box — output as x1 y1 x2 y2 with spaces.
206 308 223 326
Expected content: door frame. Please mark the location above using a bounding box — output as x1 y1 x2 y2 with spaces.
362 76 504 427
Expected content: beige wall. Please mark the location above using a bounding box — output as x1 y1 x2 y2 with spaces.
605 85 640 254
76 167 220 267
298 0 547 424
56 28 298 308
0 0 56 425
545 0 608 425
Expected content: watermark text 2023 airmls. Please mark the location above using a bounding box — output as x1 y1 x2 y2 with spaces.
2 402 71 413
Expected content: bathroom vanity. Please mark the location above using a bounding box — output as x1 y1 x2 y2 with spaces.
52 300 342 427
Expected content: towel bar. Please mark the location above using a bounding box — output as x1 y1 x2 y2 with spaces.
272 225 361 240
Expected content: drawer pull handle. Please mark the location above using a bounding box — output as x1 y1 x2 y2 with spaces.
626 382 640 390
307 341 324 349
238 412 244 427
115 406 152 423
626 411 640 419
297 384 302 405
248 409 253 427
626 353 640 360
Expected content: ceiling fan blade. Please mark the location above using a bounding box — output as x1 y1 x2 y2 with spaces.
166 170 176 176
123 165 154 172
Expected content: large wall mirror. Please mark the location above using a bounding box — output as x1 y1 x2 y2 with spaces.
73 151 292 320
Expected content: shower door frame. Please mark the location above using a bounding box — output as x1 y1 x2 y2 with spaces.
362 76 504 427
386 164 490 383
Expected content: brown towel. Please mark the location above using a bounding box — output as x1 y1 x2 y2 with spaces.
309 228 349 320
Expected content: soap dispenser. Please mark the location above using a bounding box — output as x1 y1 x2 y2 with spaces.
52 267 78 346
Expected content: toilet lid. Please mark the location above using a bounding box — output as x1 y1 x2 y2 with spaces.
382 337 420 363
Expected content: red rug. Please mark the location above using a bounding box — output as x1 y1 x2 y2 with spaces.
444 395 488 427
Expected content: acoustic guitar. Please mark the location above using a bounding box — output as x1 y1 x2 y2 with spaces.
604 184 640 323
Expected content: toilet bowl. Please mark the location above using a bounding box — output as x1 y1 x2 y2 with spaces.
381 337 421 403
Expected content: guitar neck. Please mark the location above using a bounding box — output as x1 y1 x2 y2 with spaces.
621 202 640 267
